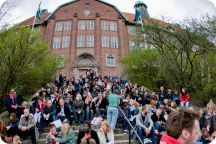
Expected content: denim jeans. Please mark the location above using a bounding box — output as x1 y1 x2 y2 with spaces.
181 101 189 108
107 106 118 129
117 117 128 130
154 121 166 131
83 109 94 121
56 115 66 122
40 114 55 133
137 127 157 144
74 110 84 123
96 108 107 117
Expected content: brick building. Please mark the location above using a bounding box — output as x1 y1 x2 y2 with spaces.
21 0 147 77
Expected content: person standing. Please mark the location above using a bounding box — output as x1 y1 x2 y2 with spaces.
107 86 120 130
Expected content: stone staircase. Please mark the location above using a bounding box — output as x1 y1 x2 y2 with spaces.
22 125 139 144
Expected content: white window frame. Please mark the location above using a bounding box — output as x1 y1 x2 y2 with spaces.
129 40 136 51
101 21 109 30
86 21 94 30
58 55 65 68
102 36 109 48
63 21 72 31
111 36 118 48
110 22 117 31
62 36 70 48
128 26 135 35
53 37 61 49
78 20 86 30
77 35 85 47
106 55 115 67
86 35 94 47
55 22 63 32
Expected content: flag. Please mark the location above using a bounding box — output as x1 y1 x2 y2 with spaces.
36 1 41 19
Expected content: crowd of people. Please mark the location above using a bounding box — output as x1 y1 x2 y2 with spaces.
1 69 216 144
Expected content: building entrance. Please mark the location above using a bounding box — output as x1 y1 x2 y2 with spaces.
72 53 98 77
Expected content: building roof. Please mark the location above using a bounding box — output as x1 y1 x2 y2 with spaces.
122 12 135 22
21 0 136 26
20 13 50 26
21 1 170 28
44 0 129 22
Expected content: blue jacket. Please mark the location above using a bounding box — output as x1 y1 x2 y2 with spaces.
5 95 18 113
41 105 56 116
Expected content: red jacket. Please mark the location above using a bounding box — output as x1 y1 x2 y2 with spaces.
179 92 190 102
40 101 47 111
160 134 182 144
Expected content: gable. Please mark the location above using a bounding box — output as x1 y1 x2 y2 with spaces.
44 0 129 22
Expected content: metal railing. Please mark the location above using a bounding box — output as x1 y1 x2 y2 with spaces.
118 107 144 144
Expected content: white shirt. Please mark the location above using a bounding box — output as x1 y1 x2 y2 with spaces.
210 138 216 144
0 137 6 144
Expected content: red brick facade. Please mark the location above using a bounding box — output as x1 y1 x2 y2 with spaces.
21 0 137 77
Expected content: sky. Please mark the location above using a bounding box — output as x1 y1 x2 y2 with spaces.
1 0 216 25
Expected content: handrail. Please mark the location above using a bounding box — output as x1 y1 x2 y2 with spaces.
118 107 144 144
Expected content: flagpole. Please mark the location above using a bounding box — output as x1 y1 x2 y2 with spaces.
32 0 42 30
32 15 36 30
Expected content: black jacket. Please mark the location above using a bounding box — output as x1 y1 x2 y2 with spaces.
77 130 99 144
151 112 166 123
95 98 108 109
41 105 56 116
56 104 71 119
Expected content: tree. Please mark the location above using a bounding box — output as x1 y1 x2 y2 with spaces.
0 0 15 25
0 26 61 103
122 17 216 103
136 19 215 90
121 48 163 91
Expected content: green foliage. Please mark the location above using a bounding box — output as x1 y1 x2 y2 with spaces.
122 17 216 102
0 26 60 101
121 49 164 91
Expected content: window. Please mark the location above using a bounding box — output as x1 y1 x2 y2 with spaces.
106 56 115 67
101 21 109 30
77 35 85 47
58 55 65 68
139 43 147 48
53 37 61 49
62 36 70 48
129 40 135 51
86 21 94 30
102 36 109 47
63 21 72 31
111 36 118 48
128 26 135 35
78 21 86 30
110 22 117 31
55 22 63 32
148 44 155 49
86 35 94 47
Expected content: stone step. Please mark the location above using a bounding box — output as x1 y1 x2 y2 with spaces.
42 127 124 134
22 139 139 144
39 132 128 140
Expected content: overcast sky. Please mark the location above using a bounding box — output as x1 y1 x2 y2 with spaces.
1 0 216 25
